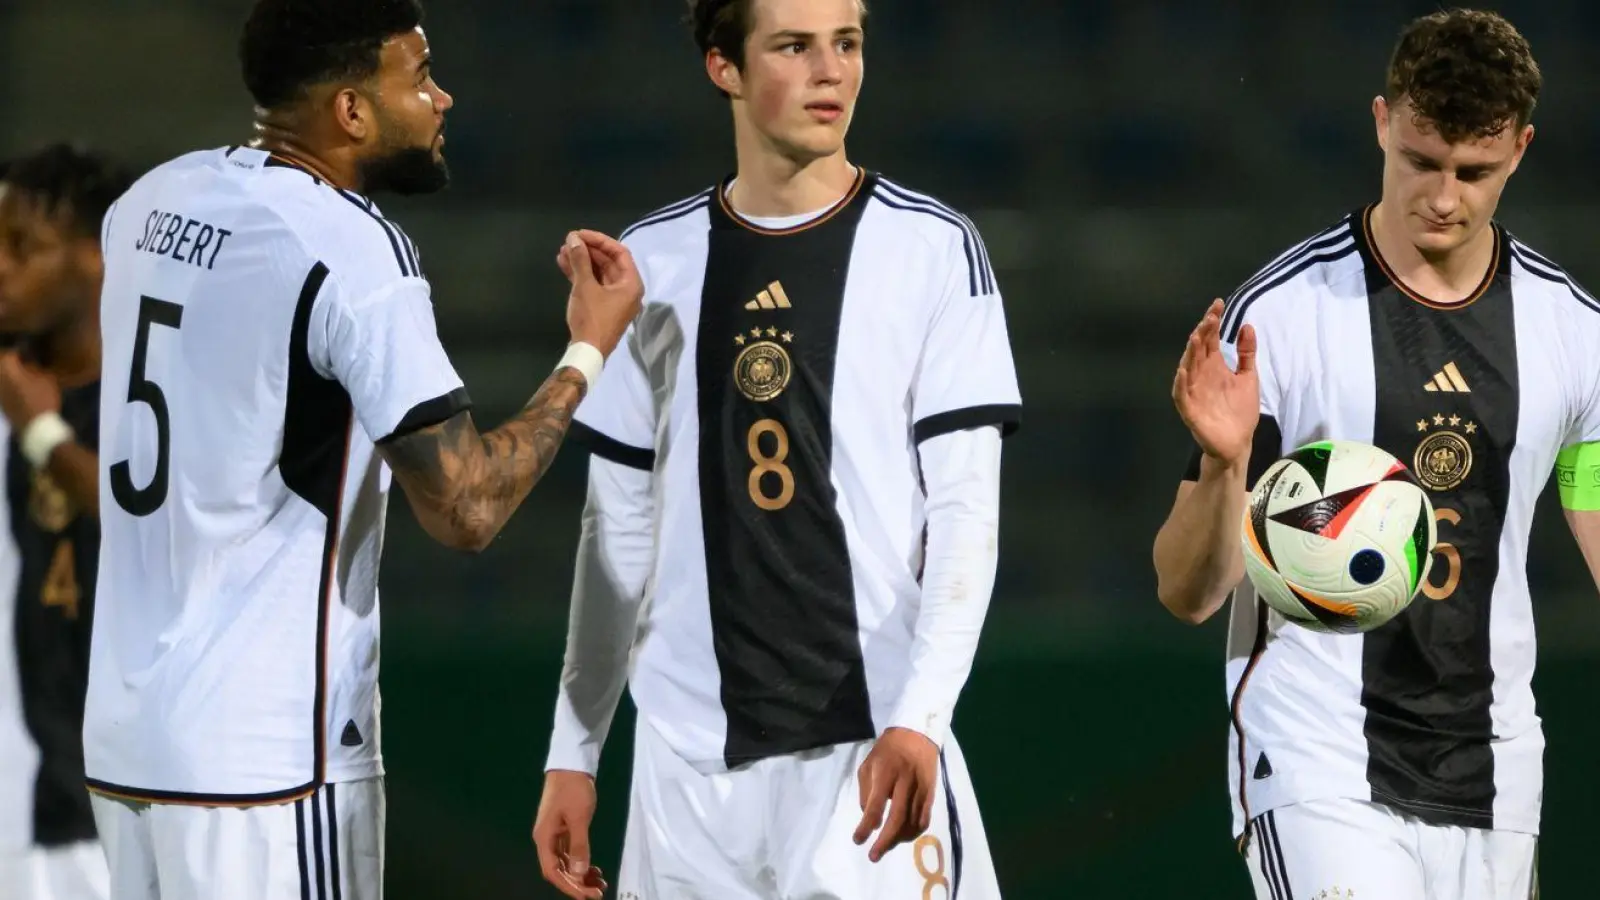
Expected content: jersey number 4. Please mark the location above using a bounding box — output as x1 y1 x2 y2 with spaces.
110 296 184 517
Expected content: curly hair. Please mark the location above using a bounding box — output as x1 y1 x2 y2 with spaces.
1 143 133 240
1385 9 1541 144
686 0 867 70
240 0 424 110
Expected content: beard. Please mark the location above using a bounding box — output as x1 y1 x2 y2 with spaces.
358 144 450 197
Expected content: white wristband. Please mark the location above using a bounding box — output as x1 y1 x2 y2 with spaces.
557 341 605 390
20 411 73 469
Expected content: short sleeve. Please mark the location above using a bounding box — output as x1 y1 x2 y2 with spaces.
571 324 656 471
1566 316 1600 447
312 276 469 443
910 237 1022 445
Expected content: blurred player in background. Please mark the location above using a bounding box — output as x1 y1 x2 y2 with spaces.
81 1 641 898
1152 10 1600 899
0 143 128 900
533 0 1019 897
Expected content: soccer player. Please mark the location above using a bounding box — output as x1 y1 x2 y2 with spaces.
1152 10 1600 899
0 144 128 900
532 0 1020 897
81 1 642 898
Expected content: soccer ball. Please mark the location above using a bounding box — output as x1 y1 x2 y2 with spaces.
1240 440 1436 634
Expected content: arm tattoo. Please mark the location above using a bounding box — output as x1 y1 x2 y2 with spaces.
381 368 588 548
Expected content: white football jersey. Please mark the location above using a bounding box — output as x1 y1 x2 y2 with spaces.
556 172 1022 771
1204 207 1600 839
86 147 467 803
0 424 26 849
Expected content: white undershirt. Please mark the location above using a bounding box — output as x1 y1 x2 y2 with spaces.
725 179 833 230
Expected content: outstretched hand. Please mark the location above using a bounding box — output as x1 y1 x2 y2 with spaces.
1172 298 1260 468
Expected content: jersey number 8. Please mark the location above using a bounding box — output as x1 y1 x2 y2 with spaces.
110 296 184 517
747 419 794 511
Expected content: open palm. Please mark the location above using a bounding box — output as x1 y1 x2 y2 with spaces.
1172 298 1260 466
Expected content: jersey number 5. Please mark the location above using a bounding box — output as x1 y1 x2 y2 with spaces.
110 296 184 517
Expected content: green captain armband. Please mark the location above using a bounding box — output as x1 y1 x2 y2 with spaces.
1556 442 1600 511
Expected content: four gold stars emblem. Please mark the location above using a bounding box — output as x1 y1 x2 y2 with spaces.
1418 413 1479 435
735 328 797 346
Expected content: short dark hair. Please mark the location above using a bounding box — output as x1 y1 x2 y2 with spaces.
688 0 755 70
686 0 868 70
240 0 424 111
1385 9 1541 144
1 143 132 241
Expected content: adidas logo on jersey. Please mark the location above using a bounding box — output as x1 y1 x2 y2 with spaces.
745 281 792 310
1423 361 1471 393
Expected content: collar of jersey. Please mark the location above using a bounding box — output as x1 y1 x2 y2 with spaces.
1358 203 1503 310
714 166 867 236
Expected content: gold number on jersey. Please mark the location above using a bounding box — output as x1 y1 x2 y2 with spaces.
1423 507 1463 601
42 541 80 620
747 419 795 511
913 835 950 900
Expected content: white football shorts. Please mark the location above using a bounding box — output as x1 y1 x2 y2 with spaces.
1245 798 1536 900
0 840 110 900
618 716 1001 899
89 777 383 900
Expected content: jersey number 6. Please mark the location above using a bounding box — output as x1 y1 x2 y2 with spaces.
110 296 184 517
1423 507 1463 601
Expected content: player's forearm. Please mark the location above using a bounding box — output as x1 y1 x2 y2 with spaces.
383 368 588 552
45 442 99 518
1562 509 1600 592
1152 455 1249 624
547 458 654 774
888 428 1001 746
460 368 590 539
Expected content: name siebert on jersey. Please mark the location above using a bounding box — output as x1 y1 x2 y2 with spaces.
132 209 232 271
86 146 466 801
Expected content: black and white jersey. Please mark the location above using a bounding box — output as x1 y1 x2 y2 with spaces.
86 147 467 803
1204 206 1600 838
552 171 1021 771
0 382 100 850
